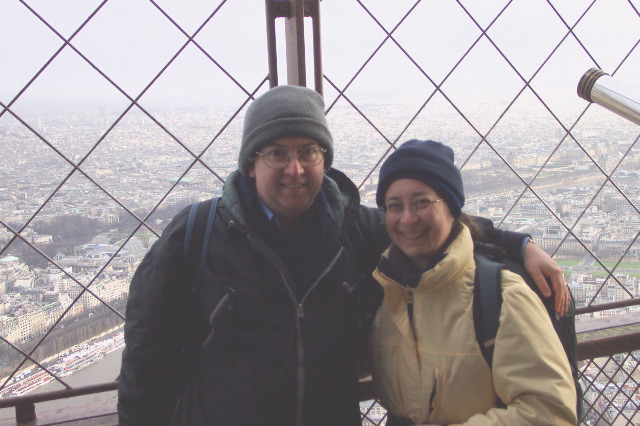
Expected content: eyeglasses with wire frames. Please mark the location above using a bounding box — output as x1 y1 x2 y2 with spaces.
255 146 326 169
382 198 442 215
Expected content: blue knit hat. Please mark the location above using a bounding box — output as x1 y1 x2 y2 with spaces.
238 85 334 174
376 139 465 219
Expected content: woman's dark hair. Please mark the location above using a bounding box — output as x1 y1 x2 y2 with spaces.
459 212 485 241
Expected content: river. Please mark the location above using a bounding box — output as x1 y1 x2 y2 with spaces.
0 345 124 424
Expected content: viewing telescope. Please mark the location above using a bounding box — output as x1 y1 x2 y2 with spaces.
577 68 640 126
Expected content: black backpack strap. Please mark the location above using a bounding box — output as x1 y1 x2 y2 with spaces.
473 255 503 368
199 198 219 280
182 197 236 349
473 254 507 409
183 198 220 290
184 201 201 258
473 252 583 418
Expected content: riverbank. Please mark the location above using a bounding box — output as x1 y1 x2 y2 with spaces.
0 326 124 398
0 329 124 424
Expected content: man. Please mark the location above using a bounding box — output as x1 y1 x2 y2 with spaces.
118 85 567 425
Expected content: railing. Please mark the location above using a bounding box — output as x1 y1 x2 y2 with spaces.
0 382 118 425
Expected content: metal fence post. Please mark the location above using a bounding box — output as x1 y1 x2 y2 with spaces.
264 0 323 95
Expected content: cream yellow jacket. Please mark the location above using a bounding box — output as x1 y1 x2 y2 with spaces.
369 225 577 425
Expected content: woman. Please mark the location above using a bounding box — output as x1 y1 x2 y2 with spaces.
369 139 577 425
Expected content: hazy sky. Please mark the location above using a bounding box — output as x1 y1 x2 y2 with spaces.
1 0 639 112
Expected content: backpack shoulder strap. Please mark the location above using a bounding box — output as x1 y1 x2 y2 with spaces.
184 197 220 291
473 254 503 368
182 197 236 349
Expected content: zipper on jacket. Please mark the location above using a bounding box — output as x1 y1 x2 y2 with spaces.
246 233 345 426
407 288 418 342
300 246 344 305
429 375 438 416
293 247 343 426
246 232 304 425
293 246 343 426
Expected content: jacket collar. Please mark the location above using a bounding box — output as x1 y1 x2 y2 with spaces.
377 223 474 292
220 168 360 242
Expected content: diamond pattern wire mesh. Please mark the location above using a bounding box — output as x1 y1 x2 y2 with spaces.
580 352 640 425
0 0 639 423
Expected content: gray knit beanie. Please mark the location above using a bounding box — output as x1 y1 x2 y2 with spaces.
238 85 334 174
376 139 465 219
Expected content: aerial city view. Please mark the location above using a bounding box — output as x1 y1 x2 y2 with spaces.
0 100 638 414
0 0 639 423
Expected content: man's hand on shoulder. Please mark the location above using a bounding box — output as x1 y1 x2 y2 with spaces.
523 240 569 315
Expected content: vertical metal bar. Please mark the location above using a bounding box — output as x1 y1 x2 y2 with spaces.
309 0 323 95
264 0 324 94
265 0 279 88
285 0 306 86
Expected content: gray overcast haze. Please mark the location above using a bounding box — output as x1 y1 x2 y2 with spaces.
1 0 639 113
